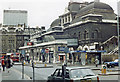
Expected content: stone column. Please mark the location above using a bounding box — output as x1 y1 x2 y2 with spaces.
53 45 56 63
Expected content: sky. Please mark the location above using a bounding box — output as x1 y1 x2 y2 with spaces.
0 0 119 29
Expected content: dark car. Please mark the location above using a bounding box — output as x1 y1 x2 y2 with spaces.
47 67 99 82
104 59 118 68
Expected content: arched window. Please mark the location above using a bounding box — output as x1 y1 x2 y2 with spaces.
84 30 88 39
79 32 81 39
92 32 94 39
84 31 86 39
92 30 99 39
94 30 99 38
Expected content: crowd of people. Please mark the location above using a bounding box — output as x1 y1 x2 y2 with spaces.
1 56 13 72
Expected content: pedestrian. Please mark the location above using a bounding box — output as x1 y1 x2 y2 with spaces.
6 58 11 73
1 58 5 71
95 58 99 67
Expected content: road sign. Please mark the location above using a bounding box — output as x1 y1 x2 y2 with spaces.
58 47 65 51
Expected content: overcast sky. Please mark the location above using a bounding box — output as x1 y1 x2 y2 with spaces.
0 0 119 29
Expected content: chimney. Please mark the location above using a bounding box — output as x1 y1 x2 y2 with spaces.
94 0 100 2
41 26 45 30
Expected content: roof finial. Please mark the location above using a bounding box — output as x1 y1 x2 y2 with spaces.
70 0 82 3
94 0 100 2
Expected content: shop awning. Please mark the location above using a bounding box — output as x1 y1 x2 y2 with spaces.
58 53 65 56
71 50 106 53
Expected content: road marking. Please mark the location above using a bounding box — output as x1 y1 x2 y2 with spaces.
12 67 31 80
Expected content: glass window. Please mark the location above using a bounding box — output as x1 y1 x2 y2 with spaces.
84 31 87 39
70 68 95 78
79 32 81 39
94 30 99 38
92 32 94 38
65 17 67 22
53 69 59 76
68 16 70 22
63 19 64 23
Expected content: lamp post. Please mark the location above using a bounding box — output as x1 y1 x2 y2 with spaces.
117 0 120 68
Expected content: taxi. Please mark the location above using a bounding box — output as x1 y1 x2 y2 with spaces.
47 67 99 82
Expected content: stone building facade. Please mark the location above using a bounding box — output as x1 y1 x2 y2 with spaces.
49 1 117 50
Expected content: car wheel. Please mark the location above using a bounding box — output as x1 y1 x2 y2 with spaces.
47 80 50 82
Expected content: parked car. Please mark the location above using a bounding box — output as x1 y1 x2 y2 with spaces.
47 67 99 82
104 59 118 68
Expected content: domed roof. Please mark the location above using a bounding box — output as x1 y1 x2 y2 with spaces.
78 2 113 14
50 18 61 28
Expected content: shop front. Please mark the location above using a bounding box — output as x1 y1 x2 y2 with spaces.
58 53 65 63
85 52 101 65
71 50 106 65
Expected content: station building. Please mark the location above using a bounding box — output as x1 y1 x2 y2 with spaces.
20 1 118 65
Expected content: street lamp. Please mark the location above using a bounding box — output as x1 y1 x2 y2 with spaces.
117 0 120 68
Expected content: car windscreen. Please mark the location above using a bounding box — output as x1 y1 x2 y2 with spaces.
70 68 95 78
114 59 118 62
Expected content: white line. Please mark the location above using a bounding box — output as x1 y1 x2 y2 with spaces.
12 67 31 80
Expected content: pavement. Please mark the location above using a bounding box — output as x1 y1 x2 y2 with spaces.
1 67 31 81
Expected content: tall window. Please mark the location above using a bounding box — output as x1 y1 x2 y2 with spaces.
74 33 76 37
94 30 99 38
84 31 88 39
63 18 64 24
68 15 70 22
65 17 67 22
86 32 88 38
79 32 81 39
92 32 94 39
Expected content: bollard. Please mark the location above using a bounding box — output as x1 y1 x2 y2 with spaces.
34 62 36 65
24 61 26 65
44 64 47 67
30 61 31 64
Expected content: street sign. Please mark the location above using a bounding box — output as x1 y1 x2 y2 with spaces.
58 46 65 51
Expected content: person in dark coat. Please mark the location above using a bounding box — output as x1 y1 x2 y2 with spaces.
6 58 11 73
6 59 11 68
2 58 5 71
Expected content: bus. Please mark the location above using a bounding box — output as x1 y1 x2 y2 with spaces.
10 53 20 62
6 53 20 62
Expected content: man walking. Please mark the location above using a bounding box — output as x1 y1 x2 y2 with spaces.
6 58 11 73
2 58 5 71
95 58 99 67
